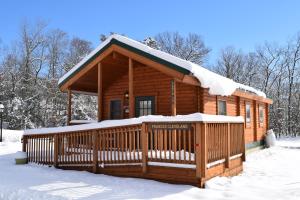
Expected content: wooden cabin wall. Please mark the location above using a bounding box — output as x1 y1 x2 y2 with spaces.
200 88 268 144
102 64 199 119
103 64 173 119
176 82 198 115
100 63 268 145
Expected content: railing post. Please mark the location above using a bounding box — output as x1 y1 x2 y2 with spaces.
142 123 148 174
195 123 201 178
241 123 246 161
225 123 230 168
54 134 59 167
93 131 99 173
22 136 27 152
200 123 207 179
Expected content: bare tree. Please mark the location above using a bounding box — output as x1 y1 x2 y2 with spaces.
154 32 210 65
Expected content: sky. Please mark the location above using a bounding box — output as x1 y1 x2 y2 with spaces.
1 0 300 65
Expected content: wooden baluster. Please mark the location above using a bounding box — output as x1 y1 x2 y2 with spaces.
129 128 132 161
188 129 191 162
150 129 153 160
178 130 181 162
183 130 186 163
225 123 230 168
164 129 167 160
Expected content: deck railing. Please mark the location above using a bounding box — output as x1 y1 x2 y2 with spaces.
22 121 245 182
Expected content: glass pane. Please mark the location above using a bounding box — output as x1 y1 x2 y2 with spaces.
148 100 152 108
148 108 152 115
218 101 226 115
140 109 144 116
246 104 251 123
140 101 143 108
143 101 148 108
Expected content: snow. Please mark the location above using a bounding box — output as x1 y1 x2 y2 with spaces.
15 151 27 159
24 113 244 135
58 34 266 98
1 129 300 199
69 120 97 124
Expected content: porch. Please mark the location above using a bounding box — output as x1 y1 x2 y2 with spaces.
22 114 245 187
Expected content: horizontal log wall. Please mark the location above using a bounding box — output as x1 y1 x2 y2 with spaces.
23 121 245 187
201 88 268 145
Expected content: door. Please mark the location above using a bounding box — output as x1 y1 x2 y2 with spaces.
135 96 155 117
110 100 122 119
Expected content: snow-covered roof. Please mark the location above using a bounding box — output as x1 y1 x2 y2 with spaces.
24 113 244 135
58 34 266 98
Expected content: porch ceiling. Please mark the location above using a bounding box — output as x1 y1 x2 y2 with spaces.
69 52 138 94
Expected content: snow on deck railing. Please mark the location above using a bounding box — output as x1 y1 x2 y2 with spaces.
23 113 244 135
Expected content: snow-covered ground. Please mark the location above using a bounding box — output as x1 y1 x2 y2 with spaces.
1 129 300 200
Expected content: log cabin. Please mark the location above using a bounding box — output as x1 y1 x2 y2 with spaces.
59 34 272 150
22 34 272 187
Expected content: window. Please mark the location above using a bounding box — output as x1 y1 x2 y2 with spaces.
246 103 251 124
259 105 264 125
135 96 155 117
110 100 122 119
218 100 227 115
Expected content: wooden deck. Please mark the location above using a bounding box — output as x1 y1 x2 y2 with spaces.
22 121 245 187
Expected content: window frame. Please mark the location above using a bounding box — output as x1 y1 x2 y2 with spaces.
135 96 155 117
245 102 251 128
259 104 264 127
217 100 227 115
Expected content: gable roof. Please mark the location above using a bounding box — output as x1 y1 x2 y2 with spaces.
58 34 266 98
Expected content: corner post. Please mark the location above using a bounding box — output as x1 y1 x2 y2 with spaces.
142 123 148 174
67 89 72 125
171 79 176 116
195 123 201 178
54 134 59 167
22 136 27 152
93 131 99 173
241 123 246 161
129 58 134 118
98 62 103 122
225 123 231 168
200 123 207 180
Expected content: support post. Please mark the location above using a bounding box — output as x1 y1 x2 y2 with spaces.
241 123 246 161
195 123 201 178
142 123 148 174
54 134 59 167
200 123 207 179
67 89 72 125
93 131 98 173
98 62 103 122
171 79 176 116
225 123 231 168
129 58 134 118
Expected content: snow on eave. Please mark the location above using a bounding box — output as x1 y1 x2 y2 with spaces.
23 113 244 135
58 34 267 98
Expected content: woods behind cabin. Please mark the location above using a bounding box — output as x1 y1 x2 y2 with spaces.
0 21 299 137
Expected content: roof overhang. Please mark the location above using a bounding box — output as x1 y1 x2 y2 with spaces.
59 38 191 91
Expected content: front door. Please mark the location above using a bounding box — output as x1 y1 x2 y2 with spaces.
110 100 122 119
135 96 155 117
